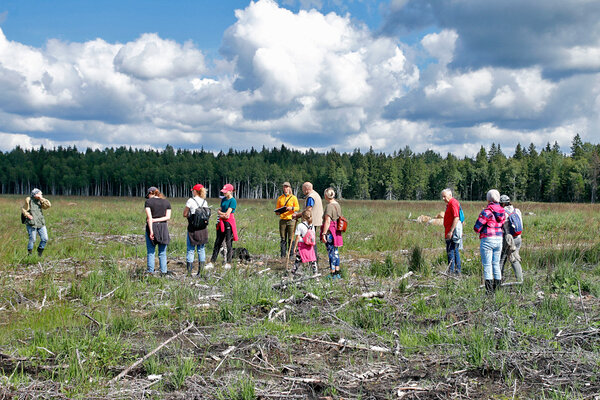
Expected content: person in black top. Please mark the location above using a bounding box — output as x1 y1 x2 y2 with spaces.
144 186 172 275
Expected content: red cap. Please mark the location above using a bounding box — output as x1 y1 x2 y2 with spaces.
220 183 234 193
192 184 204 191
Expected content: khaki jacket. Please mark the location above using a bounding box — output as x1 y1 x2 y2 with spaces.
306 190 323 227
22 196 51 228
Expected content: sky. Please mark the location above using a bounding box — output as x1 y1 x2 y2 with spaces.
0 0 599 157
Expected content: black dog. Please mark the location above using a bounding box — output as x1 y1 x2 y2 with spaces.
233 247 251 262
219 246 251 262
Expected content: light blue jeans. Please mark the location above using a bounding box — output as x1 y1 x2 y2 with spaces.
27 225 48 251
480 236 503 280
186 234 205 263
146 234 167 274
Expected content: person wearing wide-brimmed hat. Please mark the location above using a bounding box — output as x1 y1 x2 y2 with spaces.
183 184 210 276
206 183 238 270
22 188 51 256
144 186 172 276
275 181 299 258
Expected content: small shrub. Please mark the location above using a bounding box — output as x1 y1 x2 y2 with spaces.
409 246 425 272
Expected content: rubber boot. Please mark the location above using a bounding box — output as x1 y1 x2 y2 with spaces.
37 247 44 257
197 262 205 277
186 262 193 276
493 279 502 291
280 239 287 257
485 280 494 294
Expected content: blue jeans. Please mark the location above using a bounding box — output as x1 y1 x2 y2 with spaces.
445 239 461 274
146 234 167 273
27 225 48 251
480 237 503 280
325 233 340 272
186 234 205 263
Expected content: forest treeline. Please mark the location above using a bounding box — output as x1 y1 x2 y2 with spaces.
1 134 599 202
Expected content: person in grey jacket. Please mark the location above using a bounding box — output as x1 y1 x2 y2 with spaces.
499 195 523 283
21 188 52 256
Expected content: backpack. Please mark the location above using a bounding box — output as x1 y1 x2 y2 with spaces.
188 198 211 230
337 216 348 232
459 206 465 223
21 198 30 224
302 223 316 246
507 209 522 237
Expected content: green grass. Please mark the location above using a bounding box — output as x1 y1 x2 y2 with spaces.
1 195 599 399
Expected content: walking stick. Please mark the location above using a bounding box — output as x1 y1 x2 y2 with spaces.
286 218 298 270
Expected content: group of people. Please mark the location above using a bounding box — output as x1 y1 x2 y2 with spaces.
442 188 524 293
144 183 238 277
143 180 344 279
21 182 522 291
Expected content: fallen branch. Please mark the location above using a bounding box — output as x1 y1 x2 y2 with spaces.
360 291 385 299
109 322 194 384
272 274 321 290
440 272 459 281
82 312 101 327
578 281 589 325
291 335 391 353
399 271 414 281
98 286 121 301
445 319 468 329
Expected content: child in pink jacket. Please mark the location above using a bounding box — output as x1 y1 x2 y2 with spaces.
290 210 317 276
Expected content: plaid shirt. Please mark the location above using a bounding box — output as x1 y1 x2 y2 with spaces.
473 203 506 239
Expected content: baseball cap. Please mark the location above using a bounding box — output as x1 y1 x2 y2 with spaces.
146 186 158 198
192 184 204 191
31 188 42 197
220 183 234 193
282 181 291 187
499 194 510 203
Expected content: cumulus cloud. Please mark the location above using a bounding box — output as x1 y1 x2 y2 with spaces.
220 0 417 147
114 33 206 80
381 0 600 76
0 0 599 158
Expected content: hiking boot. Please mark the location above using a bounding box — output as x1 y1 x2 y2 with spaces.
493 279 502 291
186 262 193 276
311 263 318 275
197 262 205 277
223 263 232 270
484 280 494 294
28 249 33 255
204 262 214 270
37 247 44 257
160 271 174 277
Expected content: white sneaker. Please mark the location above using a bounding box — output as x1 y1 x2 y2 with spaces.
223 263 232 270
204 262 214 270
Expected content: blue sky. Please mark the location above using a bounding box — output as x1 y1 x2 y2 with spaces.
0 0 599 156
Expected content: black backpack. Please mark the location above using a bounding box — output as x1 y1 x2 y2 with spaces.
188 198 211 230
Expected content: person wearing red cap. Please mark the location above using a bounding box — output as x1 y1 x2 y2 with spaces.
183 184 210 276
207 183 238 270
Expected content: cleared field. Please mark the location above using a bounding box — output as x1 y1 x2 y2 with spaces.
1 195 599 399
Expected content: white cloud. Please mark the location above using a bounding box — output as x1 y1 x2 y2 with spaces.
114 33 206 80
0 0 598 158
424 69 493 107
421 30 458 65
